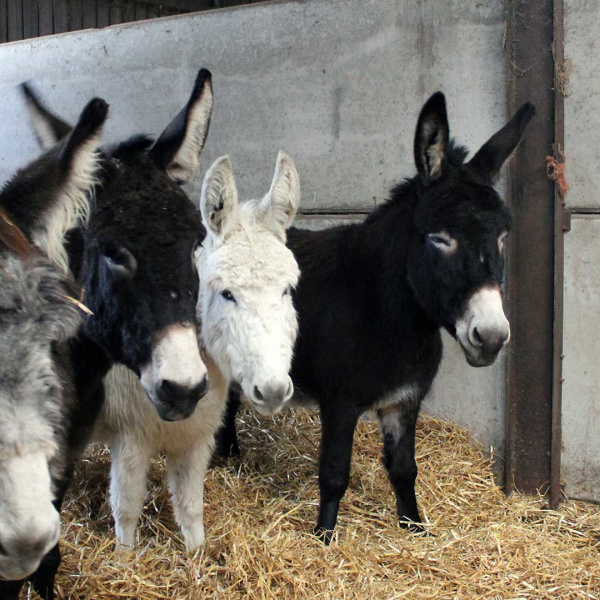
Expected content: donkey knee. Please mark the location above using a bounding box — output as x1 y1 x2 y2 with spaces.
319 472 350 502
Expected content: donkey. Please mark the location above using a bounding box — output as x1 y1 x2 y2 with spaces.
7 72 213 598
95 152 300 551
21 70 213 423
0 98 108 596
218 92 535 543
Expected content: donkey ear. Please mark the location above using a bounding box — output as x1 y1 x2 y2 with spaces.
151 69 213 185
58 97 108 175
32 97 108 272
20 82 73 149
414 92 449 186
258 151 300 239
468 102 536 181
200 156 240 238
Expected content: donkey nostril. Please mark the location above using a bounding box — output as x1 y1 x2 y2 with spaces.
160 380 178 397
472 327 483 347
253 386 264 401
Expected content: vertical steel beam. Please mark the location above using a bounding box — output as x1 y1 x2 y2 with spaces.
505 0 557 495
550 0 566 510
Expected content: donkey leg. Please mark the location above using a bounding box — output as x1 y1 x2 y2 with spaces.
0 579 26 600
109 439 151 550
215 384 242 458
166 440 212 550
314 406 359 545
29 542 61 600
378 404 424 530
30 467 75 600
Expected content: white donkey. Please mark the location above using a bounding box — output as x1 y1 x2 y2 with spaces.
94 152 300 550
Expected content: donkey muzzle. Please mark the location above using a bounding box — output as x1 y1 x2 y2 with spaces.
249 377 294 416
455 286 510 367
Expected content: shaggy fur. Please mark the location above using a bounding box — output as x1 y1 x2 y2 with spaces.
21 72 213 424
0 96 107 597
218 94 536 543
0 248 81 587
94 153 300 550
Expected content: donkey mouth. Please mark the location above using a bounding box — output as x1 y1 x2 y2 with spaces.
458 341 502 368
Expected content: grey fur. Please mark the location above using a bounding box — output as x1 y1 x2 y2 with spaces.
0 250 81 484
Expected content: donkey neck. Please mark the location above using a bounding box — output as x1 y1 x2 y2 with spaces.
352 181 438 338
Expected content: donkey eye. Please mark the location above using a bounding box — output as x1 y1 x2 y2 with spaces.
283 286 292 297
427 234 451 247
221 290 236 303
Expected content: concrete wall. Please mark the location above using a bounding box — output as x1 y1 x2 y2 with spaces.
0 0 508 453
562 0 600 502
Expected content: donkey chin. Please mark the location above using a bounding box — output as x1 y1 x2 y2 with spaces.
454 286 511 368
139 324 209 421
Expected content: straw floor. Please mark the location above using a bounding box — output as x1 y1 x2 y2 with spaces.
28 409 600 599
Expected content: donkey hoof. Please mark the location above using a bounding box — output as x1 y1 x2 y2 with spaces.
313 525 334 546
399 520 432 536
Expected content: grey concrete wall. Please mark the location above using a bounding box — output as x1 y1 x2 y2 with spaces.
564 0 600 209
563 217 600 503
0 0 508 453
563 0 600 501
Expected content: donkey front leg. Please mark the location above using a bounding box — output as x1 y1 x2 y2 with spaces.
0 579 26 600
109 439 151 550
378 404 424 531
166 440 213 551
314 406 359 545
215 383 242 458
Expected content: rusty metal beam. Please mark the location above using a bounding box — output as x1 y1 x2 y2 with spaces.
550 0 566 510
505 0 556 496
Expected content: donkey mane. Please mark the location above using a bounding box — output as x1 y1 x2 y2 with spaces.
108 135 155 161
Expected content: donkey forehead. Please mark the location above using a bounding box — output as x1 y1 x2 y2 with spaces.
204 233 299 288
416 184 511 236
93 156 202 237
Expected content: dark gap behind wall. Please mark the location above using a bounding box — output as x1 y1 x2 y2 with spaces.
0 0 266 42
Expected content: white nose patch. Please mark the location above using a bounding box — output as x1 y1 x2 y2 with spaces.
140 324 207 395
456 286 510 349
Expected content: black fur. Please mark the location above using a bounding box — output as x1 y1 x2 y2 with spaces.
218 94 535 544
80 143 203 372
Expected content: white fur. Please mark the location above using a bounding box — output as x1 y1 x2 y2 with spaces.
455 286 510 362
32 133 100 272
199 152 300 415
139 323 207 406
93 153 300 550
0 451 60 581
95 360 226 550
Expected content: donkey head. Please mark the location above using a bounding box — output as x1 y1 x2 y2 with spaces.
407 93 535 367
0 96 107 580
22 72 213 421
198 152 300 416
4 93 107 270
0 221 82 581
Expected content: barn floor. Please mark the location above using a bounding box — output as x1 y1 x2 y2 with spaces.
28 410 600 600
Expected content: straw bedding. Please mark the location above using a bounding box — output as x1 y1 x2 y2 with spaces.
28 409 600 599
